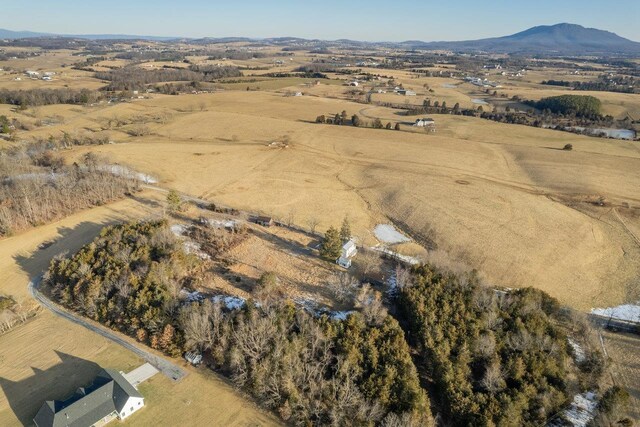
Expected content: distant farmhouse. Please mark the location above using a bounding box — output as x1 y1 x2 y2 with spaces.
414 118 435 128
254 216 274 227
34 369 144 427
396 89 416 96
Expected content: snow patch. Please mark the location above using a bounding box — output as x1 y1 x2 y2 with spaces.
179 290 205 303
170 224 188 236
179 290 246 310
373 224 411 244
568 338 586 364
551 391 597 427
211 295 246 310
591 304 640 323
204 219 238 229
294 297 355 321
331 310 355 321
183 241 210 260
100 164 158 184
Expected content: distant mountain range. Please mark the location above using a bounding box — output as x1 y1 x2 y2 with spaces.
0 28 177 41
401 24 640 55
1 23 639 55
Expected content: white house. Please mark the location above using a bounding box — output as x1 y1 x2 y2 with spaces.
337 239 357 268
25 70 39 78
414 118 435 127
348 81 359 87
34 369 145 427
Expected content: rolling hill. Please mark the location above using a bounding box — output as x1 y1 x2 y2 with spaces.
1 23 639 55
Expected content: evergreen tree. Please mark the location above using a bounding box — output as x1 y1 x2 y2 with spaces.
320 226 342 260
340 217 351 243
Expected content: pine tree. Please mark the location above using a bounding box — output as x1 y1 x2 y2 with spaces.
320 226 342 260
339 217 351 243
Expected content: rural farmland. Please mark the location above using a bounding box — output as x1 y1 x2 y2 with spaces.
0 9 639 427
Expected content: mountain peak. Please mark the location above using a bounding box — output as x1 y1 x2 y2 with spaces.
405 23 640 55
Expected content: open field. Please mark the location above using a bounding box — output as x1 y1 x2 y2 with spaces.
10 90 639 310
0 192 279 426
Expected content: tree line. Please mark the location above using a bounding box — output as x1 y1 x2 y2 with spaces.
524 95 603 119
0 88 103 108
0 139 138 236
96 65 242 91
316 110 401 130
542 76 638 94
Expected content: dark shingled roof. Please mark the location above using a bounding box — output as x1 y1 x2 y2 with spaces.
33 369 142 427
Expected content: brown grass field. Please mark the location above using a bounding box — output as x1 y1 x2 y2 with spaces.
23 90 637 311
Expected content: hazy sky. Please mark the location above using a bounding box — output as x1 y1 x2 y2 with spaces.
3 0 639 42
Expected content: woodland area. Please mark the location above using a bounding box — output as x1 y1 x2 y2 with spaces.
43 220 635 426
524 94 603 119
0 139 139 236
45 220 433 426
396 265 619 426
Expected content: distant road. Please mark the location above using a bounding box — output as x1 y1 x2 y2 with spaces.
28 276 187 382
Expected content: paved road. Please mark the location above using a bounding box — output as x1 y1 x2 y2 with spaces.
28 276 187 382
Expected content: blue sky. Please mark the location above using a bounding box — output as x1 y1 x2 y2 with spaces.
2 0 639 42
